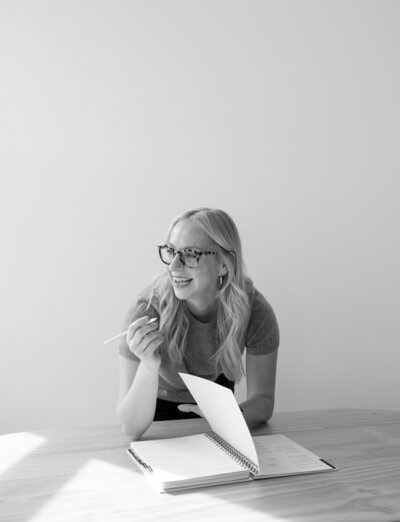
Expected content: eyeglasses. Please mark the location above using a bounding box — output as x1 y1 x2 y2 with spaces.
158 245 217 268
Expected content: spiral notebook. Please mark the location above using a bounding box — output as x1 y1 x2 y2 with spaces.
127 373 336 492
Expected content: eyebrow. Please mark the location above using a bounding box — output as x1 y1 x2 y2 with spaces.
166 243 203 250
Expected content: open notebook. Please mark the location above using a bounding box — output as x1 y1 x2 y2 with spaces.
127 373 336 492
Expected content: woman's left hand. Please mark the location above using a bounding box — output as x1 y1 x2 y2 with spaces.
177 404 203 417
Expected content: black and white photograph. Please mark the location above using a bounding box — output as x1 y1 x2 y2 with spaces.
1 1 399 520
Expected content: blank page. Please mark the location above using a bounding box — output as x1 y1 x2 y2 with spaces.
179 373 259 469
130 433 247 484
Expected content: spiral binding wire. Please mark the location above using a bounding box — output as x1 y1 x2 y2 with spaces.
204 431 259 475
128 449 154 473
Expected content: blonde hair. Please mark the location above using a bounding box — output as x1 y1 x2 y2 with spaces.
141 208 250 381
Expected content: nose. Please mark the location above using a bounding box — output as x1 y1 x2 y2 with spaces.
169 252 185 270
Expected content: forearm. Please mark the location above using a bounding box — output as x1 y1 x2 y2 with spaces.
117 362 160 440
240 394 274 429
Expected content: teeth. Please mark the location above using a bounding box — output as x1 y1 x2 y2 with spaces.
174 278 192 285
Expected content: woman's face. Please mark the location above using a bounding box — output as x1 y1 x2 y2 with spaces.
167 219 225 316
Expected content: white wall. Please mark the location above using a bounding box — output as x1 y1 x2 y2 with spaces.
1 1 399 434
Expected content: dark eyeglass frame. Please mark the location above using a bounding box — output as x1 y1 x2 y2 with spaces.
158 244 217 268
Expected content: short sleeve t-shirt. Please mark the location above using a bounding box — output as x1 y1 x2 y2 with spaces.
119 280 279 403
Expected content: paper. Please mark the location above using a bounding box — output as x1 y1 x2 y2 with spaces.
179 372 259 469
131 433 246 484
253 434 334 477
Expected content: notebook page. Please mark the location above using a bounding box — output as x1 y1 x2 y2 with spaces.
179 373 259 469
253 434 334 476
130 433 246 483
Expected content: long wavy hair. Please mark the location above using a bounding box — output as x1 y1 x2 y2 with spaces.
140 208 251 381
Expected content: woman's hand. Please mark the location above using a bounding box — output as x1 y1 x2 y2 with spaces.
177 404 203 417
126 316 164 370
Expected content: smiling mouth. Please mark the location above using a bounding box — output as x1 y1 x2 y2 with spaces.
173 277 193 287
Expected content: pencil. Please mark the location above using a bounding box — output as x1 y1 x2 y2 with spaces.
103 317 158 345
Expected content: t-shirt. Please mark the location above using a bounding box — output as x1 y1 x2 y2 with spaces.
119 281 279 403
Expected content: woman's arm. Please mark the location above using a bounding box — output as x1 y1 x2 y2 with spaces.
116 316 163 440
117 357 160 439
240 349 278 428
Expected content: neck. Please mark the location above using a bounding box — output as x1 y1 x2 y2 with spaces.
187 299 217 322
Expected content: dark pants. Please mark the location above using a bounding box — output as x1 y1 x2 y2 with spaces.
154 374 235 421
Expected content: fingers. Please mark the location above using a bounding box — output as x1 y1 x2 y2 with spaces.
140 330 163 352
127 316 154 337
177 404 192 412
126 315 164 359
127 316 158 343
177 404 203 417
134 323 159 344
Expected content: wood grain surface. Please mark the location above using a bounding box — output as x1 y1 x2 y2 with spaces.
1 409 399 522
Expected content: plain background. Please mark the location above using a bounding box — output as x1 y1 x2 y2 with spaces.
1 1 399 435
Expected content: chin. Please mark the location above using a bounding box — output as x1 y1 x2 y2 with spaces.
172 287 191 300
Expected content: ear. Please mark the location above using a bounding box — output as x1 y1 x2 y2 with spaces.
219 263 228 277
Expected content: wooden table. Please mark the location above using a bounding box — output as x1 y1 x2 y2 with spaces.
1 409 400 522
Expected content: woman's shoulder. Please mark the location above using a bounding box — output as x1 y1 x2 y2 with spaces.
119 279 166 361
244 277 279 341
244 277 273 313
245 280 279 355
123 277 165 324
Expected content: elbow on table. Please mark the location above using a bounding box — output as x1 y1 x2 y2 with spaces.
264 398 275 423
121 424 143 441
117 405 148 440
245 396 274 428
120 419 152 441
264 408 274 425
248 411 273 429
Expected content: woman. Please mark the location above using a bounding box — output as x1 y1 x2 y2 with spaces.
117 208 279 440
